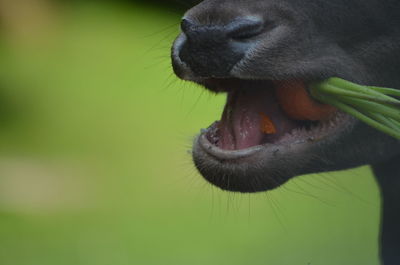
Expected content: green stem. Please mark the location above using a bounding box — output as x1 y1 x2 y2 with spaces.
366 112 400 131
332 95 400 122
314 95 400 139
327 78 397 102
312 83 400 106
368 86 400 98
388 118 400 128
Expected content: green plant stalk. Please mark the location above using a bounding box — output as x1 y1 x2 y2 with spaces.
365 112 400 131
313 83 400 106
368 86 400 97
310 78 400 140
388 117 400 128
311 92 400 139
333 95 400 122
327 77 397 102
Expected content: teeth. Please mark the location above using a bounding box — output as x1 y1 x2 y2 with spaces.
294 139 307 144
307 136 316 141
273 111 349 145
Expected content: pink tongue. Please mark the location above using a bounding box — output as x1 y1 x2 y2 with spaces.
218 88 298 150
219 89 270 150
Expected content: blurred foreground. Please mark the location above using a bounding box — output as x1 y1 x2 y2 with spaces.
0 1 381 265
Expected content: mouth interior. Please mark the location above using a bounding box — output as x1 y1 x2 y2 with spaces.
204 79 336 150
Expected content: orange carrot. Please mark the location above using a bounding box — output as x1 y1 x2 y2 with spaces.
275 81 336 121
260 113 277 134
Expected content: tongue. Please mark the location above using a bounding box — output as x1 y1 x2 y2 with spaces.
219 89 265 150
218 88 295 150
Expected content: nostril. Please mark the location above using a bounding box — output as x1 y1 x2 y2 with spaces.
175 17 264 78
180 18 195 34
227 17 265 40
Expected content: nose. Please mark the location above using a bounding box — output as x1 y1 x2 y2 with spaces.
176 17 264 78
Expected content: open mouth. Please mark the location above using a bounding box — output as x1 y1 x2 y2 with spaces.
190 77 353 192
199 78 346 156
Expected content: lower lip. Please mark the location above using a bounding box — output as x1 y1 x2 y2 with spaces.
198 130 266 160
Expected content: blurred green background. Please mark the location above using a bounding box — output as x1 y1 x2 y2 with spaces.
0 1 381 264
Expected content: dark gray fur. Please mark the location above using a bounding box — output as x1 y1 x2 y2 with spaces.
171 0 400 264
